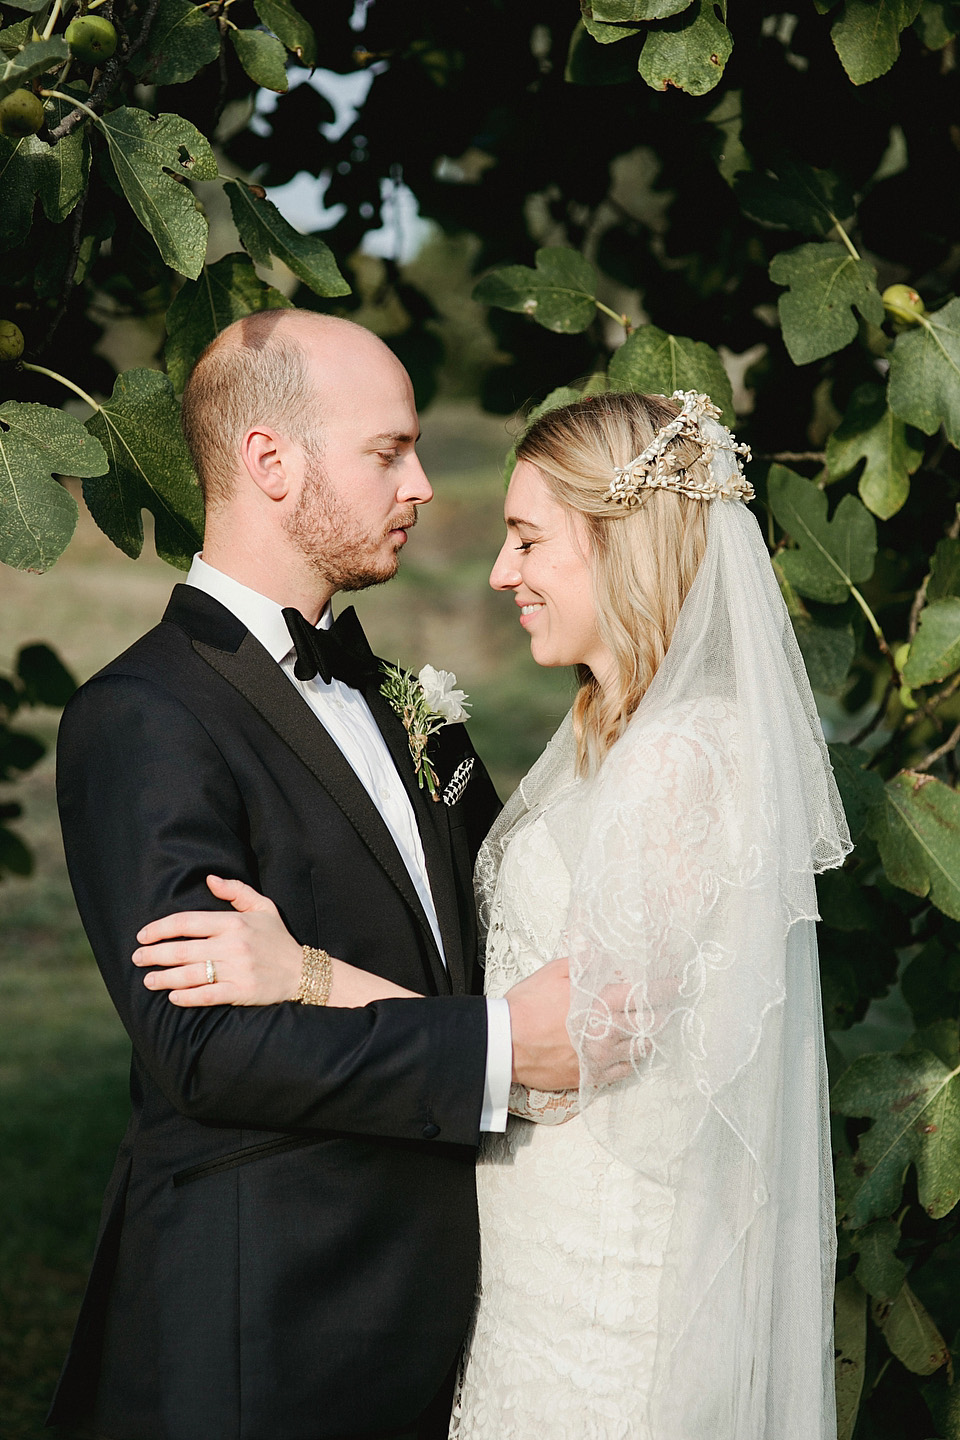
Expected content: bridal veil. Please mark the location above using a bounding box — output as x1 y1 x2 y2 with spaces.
477 435 851 1437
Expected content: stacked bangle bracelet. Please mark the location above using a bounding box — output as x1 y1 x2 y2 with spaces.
293 945 332 1006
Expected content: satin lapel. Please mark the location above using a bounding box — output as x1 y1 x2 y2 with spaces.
363 676 466 996
193 632 447 984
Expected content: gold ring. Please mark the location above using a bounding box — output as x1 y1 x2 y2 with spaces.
205 958 216 985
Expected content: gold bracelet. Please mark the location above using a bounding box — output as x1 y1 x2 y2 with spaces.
293 945 332 1006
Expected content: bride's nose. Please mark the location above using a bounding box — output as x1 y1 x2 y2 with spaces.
490 538 520 592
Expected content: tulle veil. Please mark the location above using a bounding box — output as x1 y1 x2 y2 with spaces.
475 481 851 1438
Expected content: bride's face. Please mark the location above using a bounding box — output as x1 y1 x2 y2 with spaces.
490 460 615 688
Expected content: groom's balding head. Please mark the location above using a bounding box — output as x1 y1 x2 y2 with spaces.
181 310 395 508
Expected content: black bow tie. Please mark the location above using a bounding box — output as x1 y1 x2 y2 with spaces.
282 606 377 689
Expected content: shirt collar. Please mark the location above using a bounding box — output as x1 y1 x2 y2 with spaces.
185 554 332 664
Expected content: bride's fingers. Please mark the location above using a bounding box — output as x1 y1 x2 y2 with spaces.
136 910 240 946
168 982 236 1008
133 938 221 969
143 961 213 992
206 874 279 915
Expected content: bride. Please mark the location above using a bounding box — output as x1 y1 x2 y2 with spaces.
136 389 850 1438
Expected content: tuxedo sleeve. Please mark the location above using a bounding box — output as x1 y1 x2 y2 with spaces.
56 673 488 1147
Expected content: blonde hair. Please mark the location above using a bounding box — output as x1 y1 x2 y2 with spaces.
180 310 348 507
515 391 710 774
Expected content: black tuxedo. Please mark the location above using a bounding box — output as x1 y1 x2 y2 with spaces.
48 584 501 1440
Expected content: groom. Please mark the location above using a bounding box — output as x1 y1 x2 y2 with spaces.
50 310 578 1440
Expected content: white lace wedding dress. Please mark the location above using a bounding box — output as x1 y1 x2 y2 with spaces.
449 741 674 1440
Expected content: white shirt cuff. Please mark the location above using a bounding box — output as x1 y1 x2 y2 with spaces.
479 996 512 1132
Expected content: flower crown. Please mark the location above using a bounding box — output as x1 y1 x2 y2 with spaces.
602 390 754 507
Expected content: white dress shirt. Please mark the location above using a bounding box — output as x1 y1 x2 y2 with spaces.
187 556 511 1130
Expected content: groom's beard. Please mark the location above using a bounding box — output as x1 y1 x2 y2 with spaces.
285 452 417 592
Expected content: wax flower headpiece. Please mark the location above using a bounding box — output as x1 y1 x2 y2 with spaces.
603 389 754 507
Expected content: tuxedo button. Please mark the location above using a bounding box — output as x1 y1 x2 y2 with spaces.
421 1123 441 1139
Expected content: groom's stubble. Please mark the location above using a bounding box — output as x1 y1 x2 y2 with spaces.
284 445 418 594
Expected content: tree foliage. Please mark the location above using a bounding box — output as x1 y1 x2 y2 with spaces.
3 1 960 1432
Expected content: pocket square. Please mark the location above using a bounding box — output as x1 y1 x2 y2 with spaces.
442 757 474 807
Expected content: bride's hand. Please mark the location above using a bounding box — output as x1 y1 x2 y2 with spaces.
132 875 421 1008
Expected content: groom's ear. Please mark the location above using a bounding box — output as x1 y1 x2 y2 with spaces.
240 425 296 501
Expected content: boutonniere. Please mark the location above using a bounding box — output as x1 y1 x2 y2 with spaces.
380 662 470 801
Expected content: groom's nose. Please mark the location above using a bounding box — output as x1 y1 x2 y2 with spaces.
396 454 433 506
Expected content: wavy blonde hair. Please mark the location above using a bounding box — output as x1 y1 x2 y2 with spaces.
515 391 711 774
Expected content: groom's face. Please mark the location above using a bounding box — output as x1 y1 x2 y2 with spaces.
284 340 432 592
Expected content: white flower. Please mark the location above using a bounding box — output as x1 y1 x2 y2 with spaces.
417 664 470 723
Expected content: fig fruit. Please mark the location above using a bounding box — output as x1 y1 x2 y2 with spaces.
882 284 926 327
0 88 45 138
65 15 118 64
0 320 25 363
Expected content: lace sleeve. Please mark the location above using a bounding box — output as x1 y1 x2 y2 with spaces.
508 1082 580 1124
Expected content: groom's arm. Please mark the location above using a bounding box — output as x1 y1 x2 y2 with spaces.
57 671 490 1147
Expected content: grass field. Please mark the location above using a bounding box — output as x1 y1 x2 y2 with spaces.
0 402 572 1438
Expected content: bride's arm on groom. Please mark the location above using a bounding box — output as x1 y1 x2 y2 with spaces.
134 874 581 1094
60 673 539 1145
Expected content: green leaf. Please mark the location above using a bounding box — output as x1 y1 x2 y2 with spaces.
0 36 68 100
582 15 643 41
590 0 691 16
768 465 877 604
15 643 76 707
871 771 960 921
734 159 854 238
903 598 960 685
472 247 598 334
99 108 217 280
254 0 317 66
230 28 289 92
129 0 222 86
928 538 960 602
907 1017 960 1069
871 1281 950 1375
638 0 733 97
828 742 885 845
854 1219 908 1300
0 87 90 244
826 383 924 520
0 402 106 572
607 324 734 419
769 242 884 366
0 0 50 12
0 19 33 58
165 252 294 393
832 0 924 84
225 179 350 300
887 298 960 445
83 369 204 569
834 1276 867 1440
833 1044 960 1225
0 131 37 249
777 567 857 692
33 86 90 224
